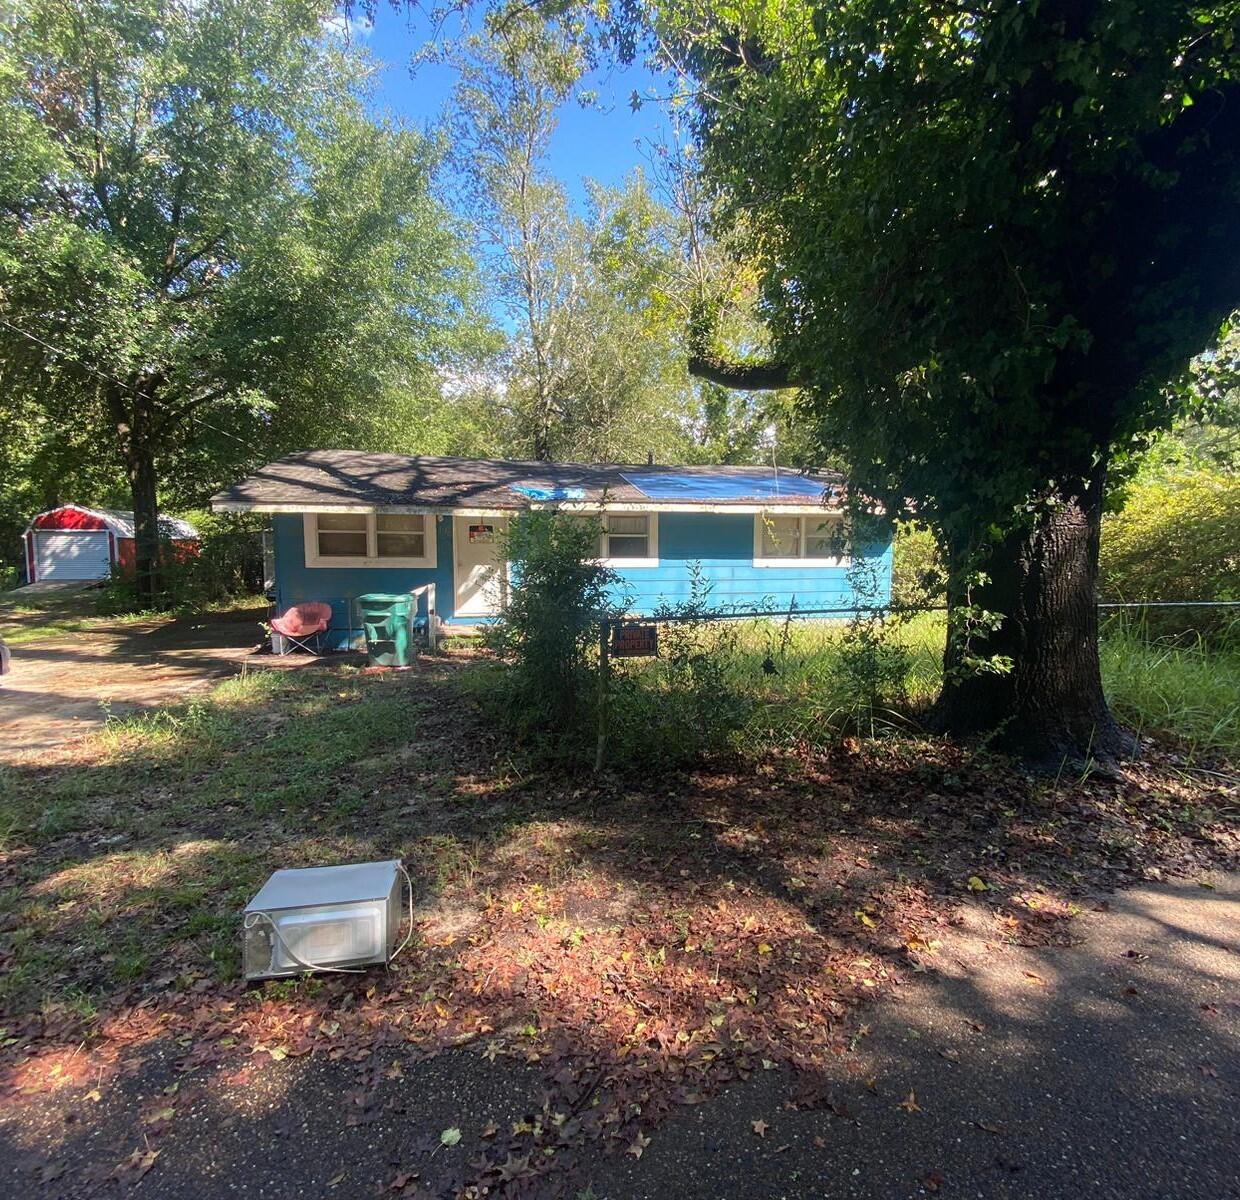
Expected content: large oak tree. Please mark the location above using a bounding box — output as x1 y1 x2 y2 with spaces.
648 0 1240 764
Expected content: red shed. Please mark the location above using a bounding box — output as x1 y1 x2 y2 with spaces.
22 505 199 583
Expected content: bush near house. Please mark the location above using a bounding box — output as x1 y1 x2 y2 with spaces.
96 511 265 615
891 521 945 610
1100 469 1240 605
479 511 619 762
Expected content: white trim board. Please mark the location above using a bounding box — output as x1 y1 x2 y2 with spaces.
217 500 843 516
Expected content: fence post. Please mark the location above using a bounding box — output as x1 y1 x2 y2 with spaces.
594 618 610 773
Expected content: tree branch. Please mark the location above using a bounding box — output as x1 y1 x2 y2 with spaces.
687 351 795 390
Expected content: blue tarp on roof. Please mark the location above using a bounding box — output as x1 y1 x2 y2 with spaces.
510 485 586 501
621 472 829 501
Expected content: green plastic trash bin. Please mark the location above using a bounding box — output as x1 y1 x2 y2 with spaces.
358 593 416 667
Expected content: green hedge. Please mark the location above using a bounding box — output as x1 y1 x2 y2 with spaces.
1100 469 1240 603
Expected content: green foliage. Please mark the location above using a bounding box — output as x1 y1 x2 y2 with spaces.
833 556 910 730
1100 469 1240 605
480 511 622 761
446 19 713 464
0 0 486 584
1101 613 1240 758
891 522 945 611
656 1 1240 540
96 510 264 615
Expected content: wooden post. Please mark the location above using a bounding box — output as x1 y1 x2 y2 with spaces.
594 618 610 773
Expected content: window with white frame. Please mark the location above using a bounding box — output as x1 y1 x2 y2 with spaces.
572 512 659 566
603 514 653 561
753 513 848 566
304 512 435 568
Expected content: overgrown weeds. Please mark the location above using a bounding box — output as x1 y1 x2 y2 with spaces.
1101 612 1240 758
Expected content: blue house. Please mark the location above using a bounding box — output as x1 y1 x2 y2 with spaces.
212 451 892 648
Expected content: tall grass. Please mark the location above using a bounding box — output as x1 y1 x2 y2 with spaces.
1101 614 1240 758
609 614 945 761
610 611 1240 762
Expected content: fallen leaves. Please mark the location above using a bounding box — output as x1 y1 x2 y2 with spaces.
2 680 1236 1200
112 1147 160 1182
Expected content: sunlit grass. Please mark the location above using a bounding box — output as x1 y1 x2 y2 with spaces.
1102 616 1240 758
612 611 1240 758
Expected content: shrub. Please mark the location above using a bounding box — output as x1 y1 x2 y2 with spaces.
97 511 265 614
481 511 623 763
834 552 911 730
605 567 753 768
891 521 945 610
1101 469 1240 603
1100 468 1240 639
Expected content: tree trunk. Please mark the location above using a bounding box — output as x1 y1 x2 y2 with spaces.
931 461 1137 768
110 384 162 607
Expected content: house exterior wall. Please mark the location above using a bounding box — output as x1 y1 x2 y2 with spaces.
271 510 892 650
603 513 891 614
271 513 455 649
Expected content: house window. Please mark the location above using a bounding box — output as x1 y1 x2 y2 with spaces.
304 512 436 568
316 512 367 558
570 512 659 567
376 513 425 559
604 514 651 560
754 513 848 566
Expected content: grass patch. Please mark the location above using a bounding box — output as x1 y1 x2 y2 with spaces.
607 612 1240 760
1102 617 1240 758
0 666 456 1009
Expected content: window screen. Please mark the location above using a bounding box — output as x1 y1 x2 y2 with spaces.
606 514 649 559
376 513 425 559
317 512 366 557
805 518 845 559
760 516 801 558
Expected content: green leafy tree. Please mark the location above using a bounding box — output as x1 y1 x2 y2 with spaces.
0 0 481 600
639 0 1240 762
447 16 705 464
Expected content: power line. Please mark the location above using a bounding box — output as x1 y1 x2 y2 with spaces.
0 314 253 446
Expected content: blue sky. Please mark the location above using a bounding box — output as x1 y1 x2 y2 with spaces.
348 7 673 211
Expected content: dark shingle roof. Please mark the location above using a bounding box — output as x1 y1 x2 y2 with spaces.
211 450 845 512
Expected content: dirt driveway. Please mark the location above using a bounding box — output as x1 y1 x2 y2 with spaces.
0 606 266 762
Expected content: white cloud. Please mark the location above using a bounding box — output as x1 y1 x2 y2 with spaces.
322 12 374 41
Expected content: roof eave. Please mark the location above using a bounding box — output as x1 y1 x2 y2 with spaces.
212 498 846 516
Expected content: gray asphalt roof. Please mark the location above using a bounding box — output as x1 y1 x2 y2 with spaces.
210 450 846 511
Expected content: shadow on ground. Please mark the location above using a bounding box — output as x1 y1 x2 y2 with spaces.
0 662 1236 1198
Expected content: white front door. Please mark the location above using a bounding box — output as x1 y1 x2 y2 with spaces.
453 516 508 618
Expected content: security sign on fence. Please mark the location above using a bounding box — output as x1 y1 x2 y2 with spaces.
611 623 659 658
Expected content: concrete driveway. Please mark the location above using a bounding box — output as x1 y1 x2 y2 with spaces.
0 606 266 762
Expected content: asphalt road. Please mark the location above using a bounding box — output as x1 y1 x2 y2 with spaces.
606 873 1240 1200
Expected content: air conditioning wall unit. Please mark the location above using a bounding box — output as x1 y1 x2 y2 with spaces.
242 859 406 981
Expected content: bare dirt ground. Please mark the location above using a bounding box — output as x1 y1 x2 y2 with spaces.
0 603 265 761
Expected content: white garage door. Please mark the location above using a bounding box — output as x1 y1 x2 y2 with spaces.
34 531 112 581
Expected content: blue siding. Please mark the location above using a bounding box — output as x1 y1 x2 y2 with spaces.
271 514 456 649
271 510 892 647
605 513 891 614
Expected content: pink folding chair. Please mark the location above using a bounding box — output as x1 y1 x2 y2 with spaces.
269 602 333 656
